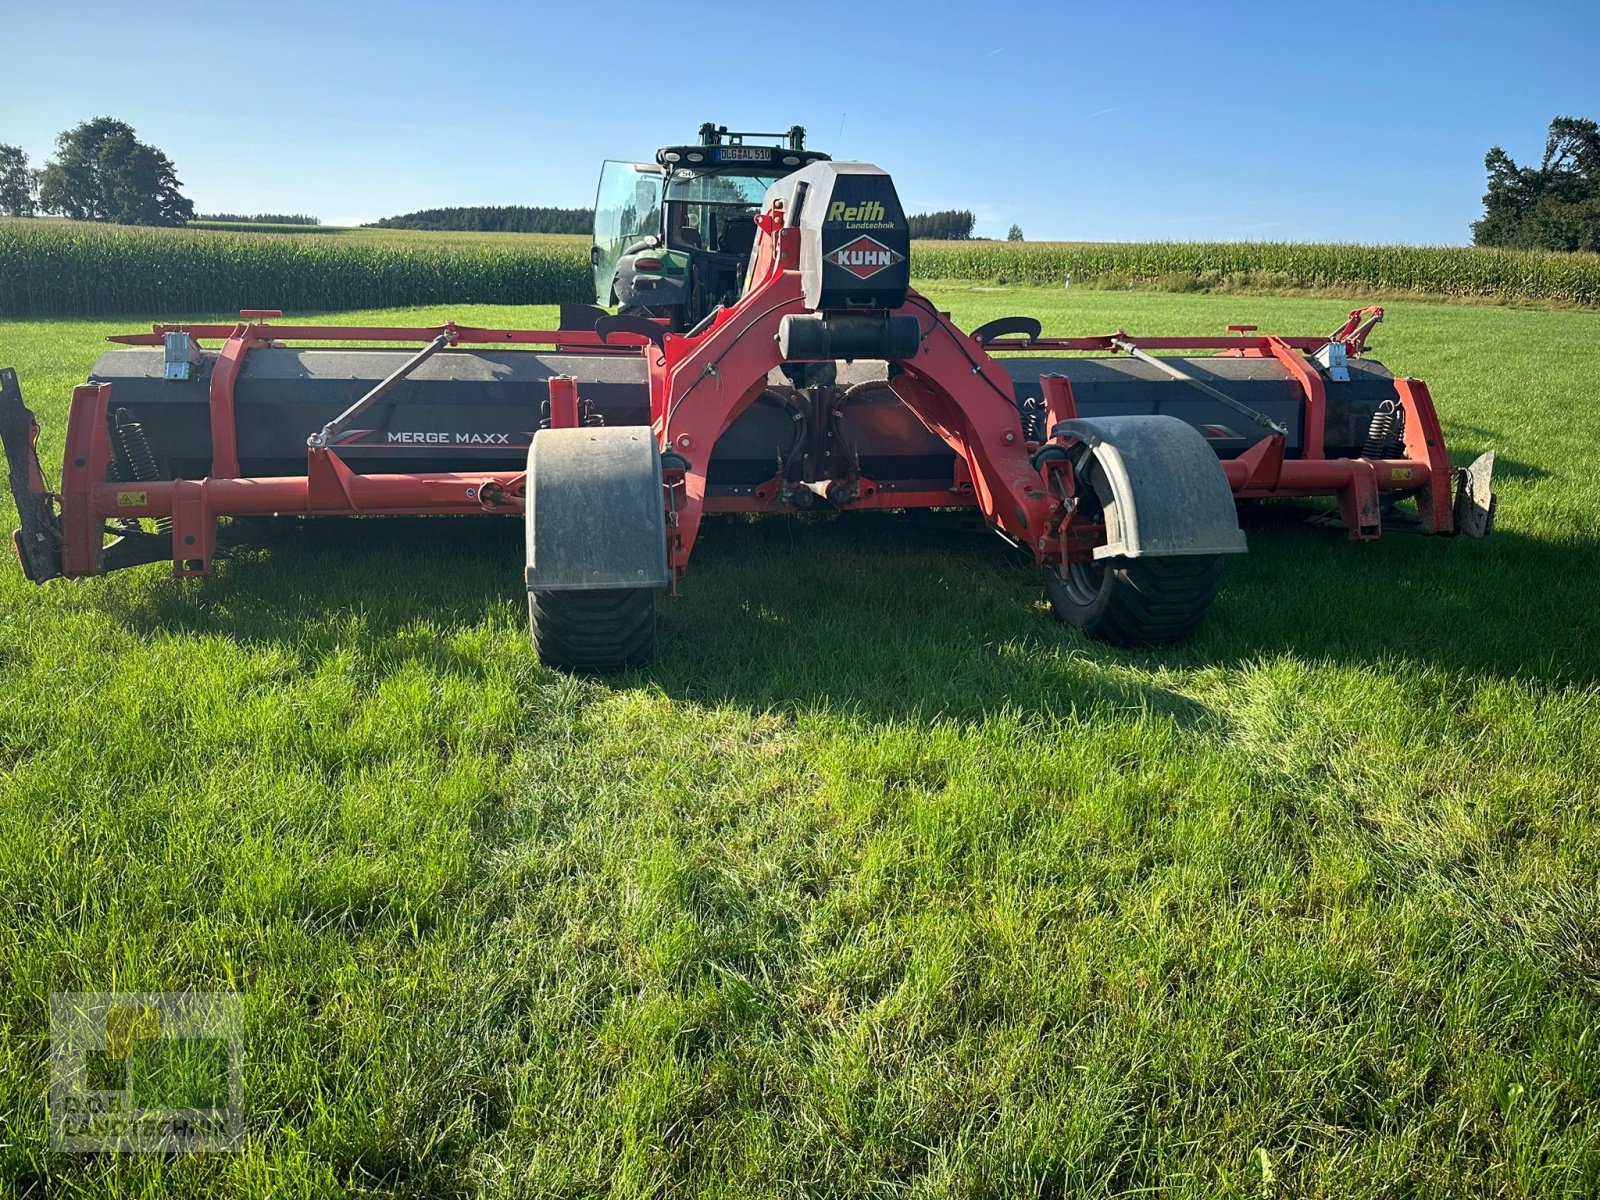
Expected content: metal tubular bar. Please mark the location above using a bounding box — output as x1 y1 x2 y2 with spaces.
107 324 1345 356
107 324 655 351
307 333 452 449
703 488 977 513
60 383 116 576
1109 337 1288 436
1221 457 1432 493
979 334 1332 353
1040 373 1079 431
1392 376 1455 533
207 332 253 477
1263 336 1327 458
80 457 1434 526
91 470 527 522
547 376 580 429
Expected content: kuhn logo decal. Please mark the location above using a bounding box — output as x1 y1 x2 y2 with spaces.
826 235 904 281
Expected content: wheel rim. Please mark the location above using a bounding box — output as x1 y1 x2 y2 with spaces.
1060 451 1110 606
1062 559 1106 606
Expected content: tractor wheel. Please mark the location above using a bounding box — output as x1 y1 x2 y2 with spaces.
529 587 656 673
1045 555 1222 646
1044 453 1223 645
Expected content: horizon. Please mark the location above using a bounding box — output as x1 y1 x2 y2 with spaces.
5 0 1598 244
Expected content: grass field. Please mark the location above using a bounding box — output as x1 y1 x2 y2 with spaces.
1 288 1597 1197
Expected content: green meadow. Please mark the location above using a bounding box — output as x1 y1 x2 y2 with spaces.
0 287 1596 1197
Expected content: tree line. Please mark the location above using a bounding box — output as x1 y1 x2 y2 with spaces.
1 118 193 225
902 212 1025 241
906 209 975 240
366 206 595 234
1473 116 1600 252
197 213 321 226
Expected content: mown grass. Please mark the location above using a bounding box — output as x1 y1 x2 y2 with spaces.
0 290 1597 1198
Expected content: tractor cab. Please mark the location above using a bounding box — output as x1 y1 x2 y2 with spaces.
593 123 830 330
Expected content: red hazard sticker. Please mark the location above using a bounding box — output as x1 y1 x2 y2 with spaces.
825 235 904 280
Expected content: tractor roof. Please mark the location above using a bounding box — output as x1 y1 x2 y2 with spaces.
654 144 832 172
656 124 829 172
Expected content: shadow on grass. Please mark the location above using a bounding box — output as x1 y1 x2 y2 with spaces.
107 518 528 672
112 498 1596 730
648 507 1596 710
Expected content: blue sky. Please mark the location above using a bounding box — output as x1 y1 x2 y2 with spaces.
3 0 1596 242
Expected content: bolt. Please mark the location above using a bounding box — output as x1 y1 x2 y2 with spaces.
1004 432 1015 444
677 435 691 449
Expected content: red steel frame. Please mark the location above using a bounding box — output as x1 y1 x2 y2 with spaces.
33 219 1459 581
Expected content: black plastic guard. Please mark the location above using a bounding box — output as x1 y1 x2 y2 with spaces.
970 316 1043 346
595 314 668 349
559 303 610 331
1056 415 1248 559
524 427 670 591
0 367 62 582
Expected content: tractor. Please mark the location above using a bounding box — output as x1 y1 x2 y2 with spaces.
594 123 830 331
3 153 1497 672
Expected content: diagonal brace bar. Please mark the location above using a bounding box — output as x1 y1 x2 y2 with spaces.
1110 336 1288 436
306 333 452 449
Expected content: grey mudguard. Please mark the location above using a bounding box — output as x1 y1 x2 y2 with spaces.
525 426 670 591
1055 415 1248 560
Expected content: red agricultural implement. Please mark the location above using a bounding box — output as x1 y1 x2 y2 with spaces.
1 161 1495 670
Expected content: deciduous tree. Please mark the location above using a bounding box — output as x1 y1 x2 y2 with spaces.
0 143 36 217
37 118 194 226
1473 116 1600 252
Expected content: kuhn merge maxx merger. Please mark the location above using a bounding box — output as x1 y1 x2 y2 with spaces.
1 143 1495 671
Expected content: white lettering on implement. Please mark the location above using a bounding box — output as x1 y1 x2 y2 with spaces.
385 432 512 444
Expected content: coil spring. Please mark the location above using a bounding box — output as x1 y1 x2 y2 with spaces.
1020 398 1048 443
113 409 171 534
539 399 606 429
1361 399 1406 460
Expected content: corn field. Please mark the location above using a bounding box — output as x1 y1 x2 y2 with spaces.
915 240 1600 305
0 222 593 317
3 220 1599 317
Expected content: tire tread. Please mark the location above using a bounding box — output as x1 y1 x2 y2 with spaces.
529 587 656 672
1046 554 1223 646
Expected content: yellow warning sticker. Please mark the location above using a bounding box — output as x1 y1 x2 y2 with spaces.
116 491 147 507
1389 468 1414 482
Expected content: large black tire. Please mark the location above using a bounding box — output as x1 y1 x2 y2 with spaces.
1044 451 1223 645
1045 554 1223 646
529 587 656 673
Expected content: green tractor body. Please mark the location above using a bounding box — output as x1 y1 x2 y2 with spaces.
592 123 830 330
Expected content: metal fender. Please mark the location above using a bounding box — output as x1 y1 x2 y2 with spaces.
525 426 670 591
1054 415 1249 559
